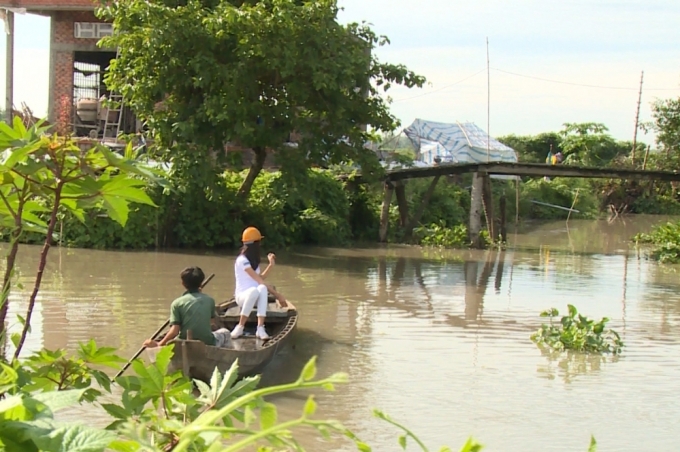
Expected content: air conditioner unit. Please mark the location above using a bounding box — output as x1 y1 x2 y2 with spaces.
97 23 113 37
74 22 96 39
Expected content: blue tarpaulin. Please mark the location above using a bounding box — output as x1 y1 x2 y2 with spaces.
404 118 518 165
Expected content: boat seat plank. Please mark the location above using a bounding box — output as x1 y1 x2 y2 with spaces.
218 302 294 324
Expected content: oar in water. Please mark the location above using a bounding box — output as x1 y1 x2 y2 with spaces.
114 273 215 379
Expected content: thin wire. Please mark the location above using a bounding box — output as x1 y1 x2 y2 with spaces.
392 68 487 103
491 67 679 91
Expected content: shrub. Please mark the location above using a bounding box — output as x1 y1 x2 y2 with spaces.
634 221 680 263
531 305 624 354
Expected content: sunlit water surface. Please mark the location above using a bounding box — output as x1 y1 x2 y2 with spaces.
4 216 680 451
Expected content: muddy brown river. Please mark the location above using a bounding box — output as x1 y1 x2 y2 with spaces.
4 216 680 451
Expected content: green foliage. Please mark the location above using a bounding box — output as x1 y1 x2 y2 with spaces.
51 168 355 250
512 178 598 220
413 222 469 248
98 0 425 198
411 178 469 227
634 221 680 263
559 123 630 166
1 341 484 451
239 169 352 247
0 341 127 452
531 305 624 355
497 132 562 163
650 97 680 154
0 117 158 355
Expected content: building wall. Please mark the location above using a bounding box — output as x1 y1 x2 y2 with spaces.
0 1 95 9
49 10 110 128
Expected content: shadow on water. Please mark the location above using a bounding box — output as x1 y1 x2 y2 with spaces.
257 328 355 389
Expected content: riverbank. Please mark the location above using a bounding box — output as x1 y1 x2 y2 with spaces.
7 163 680 252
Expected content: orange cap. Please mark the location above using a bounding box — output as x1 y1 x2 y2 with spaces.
242 227 263 243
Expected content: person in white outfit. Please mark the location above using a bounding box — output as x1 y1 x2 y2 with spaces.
231 226 288 340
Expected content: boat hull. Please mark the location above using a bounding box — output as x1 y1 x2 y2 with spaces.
168 304 297 382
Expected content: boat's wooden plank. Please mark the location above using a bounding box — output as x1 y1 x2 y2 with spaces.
219 302 295 323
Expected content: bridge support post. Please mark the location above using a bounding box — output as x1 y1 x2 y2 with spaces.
469 172 484 248
395 181 409 227
379 181 394 242
499 193 507 243
482 174 495 242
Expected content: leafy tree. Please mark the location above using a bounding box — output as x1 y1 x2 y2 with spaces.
650 97 680 155
559 123 629 166
98 0 426 199
497 132 562 163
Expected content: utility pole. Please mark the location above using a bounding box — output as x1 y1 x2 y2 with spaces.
632 71 644 165
486 37 490 163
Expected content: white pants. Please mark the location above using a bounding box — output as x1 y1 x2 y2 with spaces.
235 284 268 317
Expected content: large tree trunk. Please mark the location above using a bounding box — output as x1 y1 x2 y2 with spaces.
237 146 267 200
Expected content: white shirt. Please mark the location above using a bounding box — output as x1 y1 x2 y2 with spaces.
234 255 260 295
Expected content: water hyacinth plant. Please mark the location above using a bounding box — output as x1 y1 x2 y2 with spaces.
531 305 624 355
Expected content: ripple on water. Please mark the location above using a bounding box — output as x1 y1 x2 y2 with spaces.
5 227 680 451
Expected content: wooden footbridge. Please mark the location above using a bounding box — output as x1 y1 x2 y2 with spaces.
359 161 680 248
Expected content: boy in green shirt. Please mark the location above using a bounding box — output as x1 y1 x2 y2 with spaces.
143 267 231 348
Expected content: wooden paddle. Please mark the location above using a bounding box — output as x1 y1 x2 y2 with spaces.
114 273 215 379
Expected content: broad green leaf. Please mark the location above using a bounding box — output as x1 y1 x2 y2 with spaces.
300 356 317 381
567 304 577 317
32 389 87 413
106 439 141 452
60 199 85 222
102 195 130 226
2 140 43 169
0 433 38 452
260 402 277 430
12 116 27 137
398 435 407 449
194 379 211 398
32 424 116 452
243 405 256 428
154 344 174 376
302 395 316 417
101 404 129 420
458 437 484 452
100 177 156 207
0 395 24 416
0 120 20 140
0 362 18 386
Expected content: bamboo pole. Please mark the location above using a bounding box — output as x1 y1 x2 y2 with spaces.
486 37 491 163
515 178 519 224
642 145 651 170
566 188 580 223
632 71 644 164
4 10 14 124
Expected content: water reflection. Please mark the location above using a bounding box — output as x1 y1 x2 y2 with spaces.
536 348 620 383
4 216 680 451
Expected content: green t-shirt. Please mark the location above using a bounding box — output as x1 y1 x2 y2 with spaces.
169 291 216 346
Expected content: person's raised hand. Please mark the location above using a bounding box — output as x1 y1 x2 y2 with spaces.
268 253 276 265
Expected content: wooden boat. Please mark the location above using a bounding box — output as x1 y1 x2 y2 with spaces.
168 300 298 382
